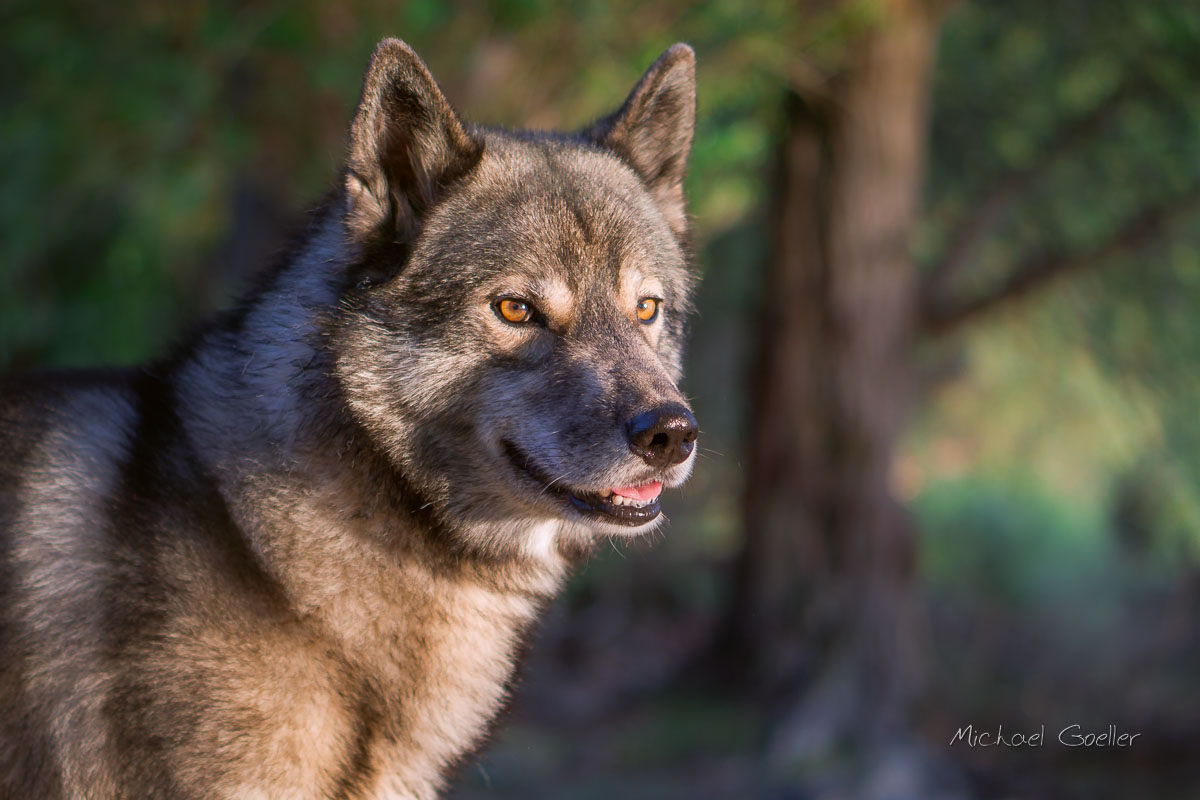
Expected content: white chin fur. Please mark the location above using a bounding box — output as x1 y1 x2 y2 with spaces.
662 449 696 488
589 513 666 538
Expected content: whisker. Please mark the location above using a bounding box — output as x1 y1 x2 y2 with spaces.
537 473 571 499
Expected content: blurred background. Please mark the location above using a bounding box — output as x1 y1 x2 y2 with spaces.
4 0 1200 797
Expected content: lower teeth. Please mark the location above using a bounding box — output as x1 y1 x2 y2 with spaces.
570 489 656 511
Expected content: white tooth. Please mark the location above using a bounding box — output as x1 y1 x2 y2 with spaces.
608 493 654 508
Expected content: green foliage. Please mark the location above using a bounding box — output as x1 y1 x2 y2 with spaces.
913 0 1200 556
915 477 1116 611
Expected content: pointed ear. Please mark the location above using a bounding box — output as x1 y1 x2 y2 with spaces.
344 39 484 241
586 44 696 238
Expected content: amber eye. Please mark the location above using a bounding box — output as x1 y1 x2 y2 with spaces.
495 298 535 324
635 297 660 324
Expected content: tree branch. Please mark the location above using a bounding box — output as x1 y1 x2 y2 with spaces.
920 182 1200 335
921 81 1136 301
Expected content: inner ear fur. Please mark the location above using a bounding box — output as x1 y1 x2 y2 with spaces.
586 44 696 239
344 38 484 242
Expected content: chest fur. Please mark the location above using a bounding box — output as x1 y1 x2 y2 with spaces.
203 483 567 799
356 576 544 799
167 553 553 800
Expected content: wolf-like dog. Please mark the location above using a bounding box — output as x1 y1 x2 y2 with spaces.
0 39 698 799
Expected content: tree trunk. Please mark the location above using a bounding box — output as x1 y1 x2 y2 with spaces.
726 0 940 766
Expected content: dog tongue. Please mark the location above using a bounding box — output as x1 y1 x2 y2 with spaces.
611 481 663 501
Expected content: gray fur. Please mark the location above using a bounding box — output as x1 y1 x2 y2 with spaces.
0 38 697 799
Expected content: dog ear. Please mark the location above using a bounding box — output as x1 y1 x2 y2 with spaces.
345 39 484 242
587 44 696 238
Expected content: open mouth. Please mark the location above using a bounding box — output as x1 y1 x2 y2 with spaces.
502 441 663 527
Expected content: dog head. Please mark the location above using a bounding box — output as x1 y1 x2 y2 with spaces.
331 40 698 548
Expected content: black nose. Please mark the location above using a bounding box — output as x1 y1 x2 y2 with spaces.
626 404 698 468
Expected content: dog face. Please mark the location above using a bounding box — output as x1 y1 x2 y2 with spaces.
332 40 697 542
